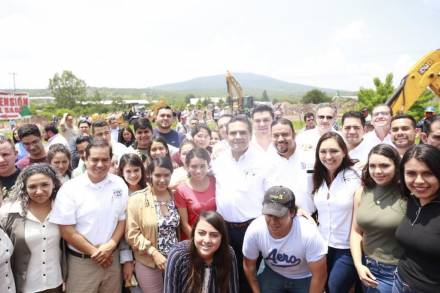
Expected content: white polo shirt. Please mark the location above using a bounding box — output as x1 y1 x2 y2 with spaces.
268 151 316 214
243 216 327 279
49 173 128 252
313 168 360 249
212 145 274 223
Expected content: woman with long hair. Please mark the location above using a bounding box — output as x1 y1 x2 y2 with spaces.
147 137 171 161
312 132 361 293
118 153 147 292
164 210 239 293
118 127 136 147
175 148 216 239
350 144 406 292
393 144 440 292
126 156 180 293
191 124 212 152
0 163 65 293
47 143 72 183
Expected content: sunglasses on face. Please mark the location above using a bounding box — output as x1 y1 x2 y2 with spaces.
318 115 333 120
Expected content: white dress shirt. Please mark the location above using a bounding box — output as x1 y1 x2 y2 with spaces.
49 173 128 252
313 168 361 249
295 129 341 173
363 131 393 150
268 150 316 214
0 227 15 293
212 145 274 222
24 211 62 293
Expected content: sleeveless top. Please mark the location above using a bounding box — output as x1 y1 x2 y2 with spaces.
357 184 406 264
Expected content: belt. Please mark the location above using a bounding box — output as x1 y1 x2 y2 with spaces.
226 219 254 229
68 248 91 259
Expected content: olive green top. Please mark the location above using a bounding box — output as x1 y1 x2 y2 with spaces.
357 184 407 264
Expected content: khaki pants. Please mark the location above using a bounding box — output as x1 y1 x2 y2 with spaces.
66 252 121 293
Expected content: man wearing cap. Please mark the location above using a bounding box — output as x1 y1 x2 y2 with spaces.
243 186 327 293
416 106 436 134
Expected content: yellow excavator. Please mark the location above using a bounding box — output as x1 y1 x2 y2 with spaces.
225 71 254 115
386 49 440 113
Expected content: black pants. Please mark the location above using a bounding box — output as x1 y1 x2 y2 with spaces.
227 220 261 293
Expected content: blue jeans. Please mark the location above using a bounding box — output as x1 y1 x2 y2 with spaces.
364 257 396 293
392 270 417 293
257 264 311 293
327 247 358 293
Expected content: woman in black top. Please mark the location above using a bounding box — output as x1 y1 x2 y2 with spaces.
394 144 440 292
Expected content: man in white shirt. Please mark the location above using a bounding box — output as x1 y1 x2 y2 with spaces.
50 139 128 293
91 120 128 170
212 115 273 293
251 104 276 153
211 114 232 159
341 111 370 167
43 123 69 150
296 103 338 171
270 118 315 213
243 186 327 293
363 104 393 149
390 113 417 157
108 115 120 142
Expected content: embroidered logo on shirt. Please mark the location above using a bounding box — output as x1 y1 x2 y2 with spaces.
113 189 122 197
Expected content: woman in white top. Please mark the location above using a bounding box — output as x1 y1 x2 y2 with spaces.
312 132 361 293
0 163 65 293
0 224 15 293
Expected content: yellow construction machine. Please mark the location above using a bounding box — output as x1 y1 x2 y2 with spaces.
225 71 254 115
386 49 440 113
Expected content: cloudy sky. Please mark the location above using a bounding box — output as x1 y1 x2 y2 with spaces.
1 0 439 91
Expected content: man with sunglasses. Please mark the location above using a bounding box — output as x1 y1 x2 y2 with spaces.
295 103 338 171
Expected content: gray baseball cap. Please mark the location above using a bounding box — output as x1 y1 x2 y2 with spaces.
262 186 295 217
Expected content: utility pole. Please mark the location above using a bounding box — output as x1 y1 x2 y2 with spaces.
9 72 17 96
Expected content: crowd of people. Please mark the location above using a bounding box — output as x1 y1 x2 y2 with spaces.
0 103 439 293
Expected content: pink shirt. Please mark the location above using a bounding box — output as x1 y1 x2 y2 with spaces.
175 176 216 229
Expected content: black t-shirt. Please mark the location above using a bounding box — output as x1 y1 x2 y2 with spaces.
396 195 440 292
0 168 21 191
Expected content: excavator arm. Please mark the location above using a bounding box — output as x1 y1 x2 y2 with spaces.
386 49 440 113
225 71 244 113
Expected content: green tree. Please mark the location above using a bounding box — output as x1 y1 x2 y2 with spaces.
301 89 331 104
185 94 195 105
262 90 270 101
407 90 438 121
49 70 87 108
357 73 394 110
217 98 225 109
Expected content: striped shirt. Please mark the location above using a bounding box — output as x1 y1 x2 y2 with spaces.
164 240 239 293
